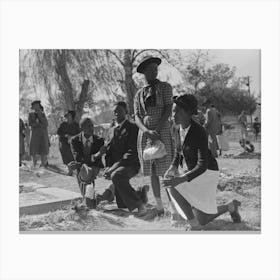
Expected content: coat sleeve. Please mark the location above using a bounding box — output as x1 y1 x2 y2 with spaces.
185 129 209 182
118 124 139 167
57 123 65 137
37 111 48 128
70 137 84 163
28 113 40 128
90 138 104 168
204 109 212 130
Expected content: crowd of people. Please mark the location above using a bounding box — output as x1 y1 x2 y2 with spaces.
19 56 252 230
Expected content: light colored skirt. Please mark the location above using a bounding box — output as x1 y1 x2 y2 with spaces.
169 170 219 216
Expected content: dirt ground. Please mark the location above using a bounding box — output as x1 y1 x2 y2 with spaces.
19 130 261 232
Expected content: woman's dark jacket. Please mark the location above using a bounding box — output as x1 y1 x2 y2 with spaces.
172 119 218 182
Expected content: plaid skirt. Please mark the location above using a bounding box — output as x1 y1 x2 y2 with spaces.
137 123 174 177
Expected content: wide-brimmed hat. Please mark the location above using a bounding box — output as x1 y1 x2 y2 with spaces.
64 110 76 119
78 164 100 184
173 94 198 115
136 56 161 74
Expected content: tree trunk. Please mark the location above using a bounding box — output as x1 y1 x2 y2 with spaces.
123 49 137 115
75 79 90 121
54 50 75 110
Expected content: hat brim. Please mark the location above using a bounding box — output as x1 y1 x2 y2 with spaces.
137 57 161 74
31 100 41 106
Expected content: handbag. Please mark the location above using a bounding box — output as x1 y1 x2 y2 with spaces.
143 140 167 161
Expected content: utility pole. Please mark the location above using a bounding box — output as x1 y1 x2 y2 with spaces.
246 76 253 124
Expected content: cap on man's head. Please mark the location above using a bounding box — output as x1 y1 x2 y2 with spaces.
114 101 128 113
173 94 198 115
64 110 76 119
31 100 41 107
136 56 161 74
79 117 94 128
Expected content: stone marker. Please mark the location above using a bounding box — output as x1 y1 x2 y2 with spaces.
20 185 81 215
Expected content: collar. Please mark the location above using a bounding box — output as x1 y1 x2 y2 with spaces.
144 79 160 88
115 118 127 129
81 131 93 146
179 124 191 144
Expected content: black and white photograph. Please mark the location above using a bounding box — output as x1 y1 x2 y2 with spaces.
19 49 261 232
1 1 280 280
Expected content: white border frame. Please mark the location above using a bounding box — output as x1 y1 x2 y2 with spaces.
1 0 280 279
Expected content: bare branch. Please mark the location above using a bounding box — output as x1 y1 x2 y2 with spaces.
106 50 124 66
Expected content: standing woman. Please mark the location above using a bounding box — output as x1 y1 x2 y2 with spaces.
57 110 80 175
163 94 241 230
19 118 25 166
28 100 49 168
134 56 174 216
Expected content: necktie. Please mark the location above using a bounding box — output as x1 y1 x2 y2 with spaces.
84 139 91 156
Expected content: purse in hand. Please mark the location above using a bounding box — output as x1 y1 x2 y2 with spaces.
143 140 167 161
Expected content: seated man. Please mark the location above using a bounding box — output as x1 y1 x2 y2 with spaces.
69 117 104 209
96 101 148 214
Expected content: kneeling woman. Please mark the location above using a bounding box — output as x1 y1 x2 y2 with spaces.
163 94 241 230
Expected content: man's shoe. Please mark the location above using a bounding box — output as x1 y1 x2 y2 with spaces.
85 197 97 209
139 185 149 204
229 200 242 223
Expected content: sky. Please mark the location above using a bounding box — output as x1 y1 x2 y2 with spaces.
156 49 261 97
208 49 261 96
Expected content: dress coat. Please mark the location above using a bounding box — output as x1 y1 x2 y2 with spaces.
28 110 49 156
57 121 80 164
172 119 218 181
105 119 140 171
70 132 104 168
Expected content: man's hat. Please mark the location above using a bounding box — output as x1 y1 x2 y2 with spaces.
31 100 41 107
78 164 100 184
64 110 76 119
136 56 161 74
173 94 198 115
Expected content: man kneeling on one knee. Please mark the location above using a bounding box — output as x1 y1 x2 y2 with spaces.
94 101 149 214
68 117 105 209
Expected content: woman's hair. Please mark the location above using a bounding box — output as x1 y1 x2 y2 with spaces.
173 94 198 115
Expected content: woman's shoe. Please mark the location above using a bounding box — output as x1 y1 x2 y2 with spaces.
228 200 242 223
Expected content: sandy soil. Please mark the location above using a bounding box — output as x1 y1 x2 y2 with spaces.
19 138 261 232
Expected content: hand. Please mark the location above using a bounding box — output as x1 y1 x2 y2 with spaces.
144 130 160 141
163 165 178 179
99 145 107 155
68 161 81 171
162 175 185 188
103 167 113 180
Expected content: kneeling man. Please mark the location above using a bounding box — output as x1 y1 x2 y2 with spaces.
69 117 104 209
97 102 148 214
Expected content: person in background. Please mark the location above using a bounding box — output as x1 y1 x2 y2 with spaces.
69 118 105 209
24 122 31 160
57 110 80 175
134 56 174 217
28 100 49 168
19 118 25 166
192 106 205 126
95 102 149 214
253 117 261 141
163 94 242 230
203 101 221 158
238 110 248 140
